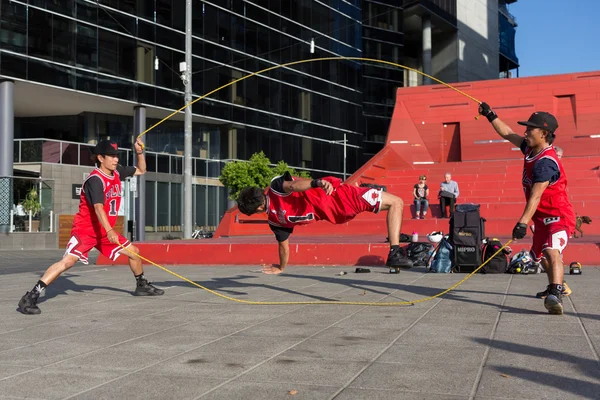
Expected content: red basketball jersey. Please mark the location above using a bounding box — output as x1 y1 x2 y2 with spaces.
522 146 574 218
72 168 123 237
267 180 317 229
267 176 368 229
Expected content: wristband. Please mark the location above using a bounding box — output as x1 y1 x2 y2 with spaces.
106 228 114 234
485 111 498 123
136 151 144 155
310 179 321 188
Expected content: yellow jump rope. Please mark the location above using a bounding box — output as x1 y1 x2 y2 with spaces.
123 56 500 306
119 240 512 306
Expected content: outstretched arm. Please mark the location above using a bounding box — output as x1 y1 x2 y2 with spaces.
478 102 524 148
283 178 334 195
263 225 293 275
512 182 549 240
262 240 290 275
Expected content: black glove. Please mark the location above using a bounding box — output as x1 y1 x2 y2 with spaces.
478 102 498 123
512 223 527 240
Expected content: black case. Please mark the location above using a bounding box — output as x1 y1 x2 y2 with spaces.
450 204 486 273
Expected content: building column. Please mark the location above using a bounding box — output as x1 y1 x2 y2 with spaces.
422 15 432 85
134 106 146 241
0 80 15 234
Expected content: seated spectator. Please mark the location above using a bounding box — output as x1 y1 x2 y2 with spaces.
439 173 459 218
554 145 563 159
412 175 429 219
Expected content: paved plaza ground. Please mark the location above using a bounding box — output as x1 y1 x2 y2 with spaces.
0 250 599 399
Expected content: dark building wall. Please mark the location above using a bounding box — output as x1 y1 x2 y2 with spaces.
0 0 366 175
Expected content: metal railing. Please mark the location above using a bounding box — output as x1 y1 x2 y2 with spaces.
13 138 227 178
14 138 346 177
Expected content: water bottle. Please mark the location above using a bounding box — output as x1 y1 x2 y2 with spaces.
412 231 419 242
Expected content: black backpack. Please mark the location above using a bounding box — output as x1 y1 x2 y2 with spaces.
481 238 509 274
405 242 434 267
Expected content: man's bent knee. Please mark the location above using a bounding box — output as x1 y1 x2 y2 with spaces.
126 245 140 257
61 255 78 269
382 192 403 207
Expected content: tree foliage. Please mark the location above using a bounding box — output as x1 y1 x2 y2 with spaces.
219 151 311 200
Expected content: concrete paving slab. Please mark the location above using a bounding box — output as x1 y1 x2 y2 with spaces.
143 352 272 379
495 319 585 336
68 374 226 400
377 343 488 365
348 362 481 396
0 366 123 400
475 365 600 400
335 388 469 400
0 365 38 380
200 381 341 400
311 326 411 343
280 338 391 362
239 357 369 386
192 336 307 356
231 322 328 339
0 251 598 400
395 321 496 345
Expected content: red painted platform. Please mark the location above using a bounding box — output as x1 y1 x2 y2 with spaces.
97 235 600 267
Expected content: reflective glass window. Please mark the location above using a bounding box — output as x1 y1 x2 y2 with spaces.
27 8 52 60
76 23 98 68
28 58 75 89
0 0 27 53
0 52 27 79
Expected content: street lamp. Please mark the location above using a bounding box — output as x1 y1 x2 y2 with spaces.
332 133 347 181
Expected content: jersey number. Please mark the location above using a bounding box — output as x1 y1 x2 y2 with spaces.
108 199 118 216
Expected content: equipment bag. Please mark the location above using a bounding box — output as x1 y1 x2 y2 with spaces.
450 203 486 273
406 242 434 267
481 238 509 274
429 237 453 273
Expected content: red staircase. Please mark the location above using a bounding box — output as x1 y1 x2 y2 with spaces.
98 71 600 267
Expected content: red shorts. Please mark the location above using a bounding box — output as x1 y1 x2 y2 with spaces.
530 216 572 262
310 184 382 224
65 231 131 264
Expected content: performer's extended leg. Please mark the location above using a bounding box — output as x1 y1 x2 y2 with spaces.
380 192 412 268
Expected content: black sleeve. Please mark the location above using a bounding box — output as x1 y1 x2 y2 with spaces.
270 224 293 242
532 158 560 184
84 176 105 205
519 139 528 155
270 171 293 195
117 164 137 179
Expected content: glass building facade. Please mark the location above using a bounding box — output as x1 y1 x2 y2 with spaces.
361 0 403 158
0 0 366 174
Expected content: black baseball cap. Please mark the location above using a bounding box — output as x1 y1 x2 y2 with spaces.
518 112 558 133
93 139 120 156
